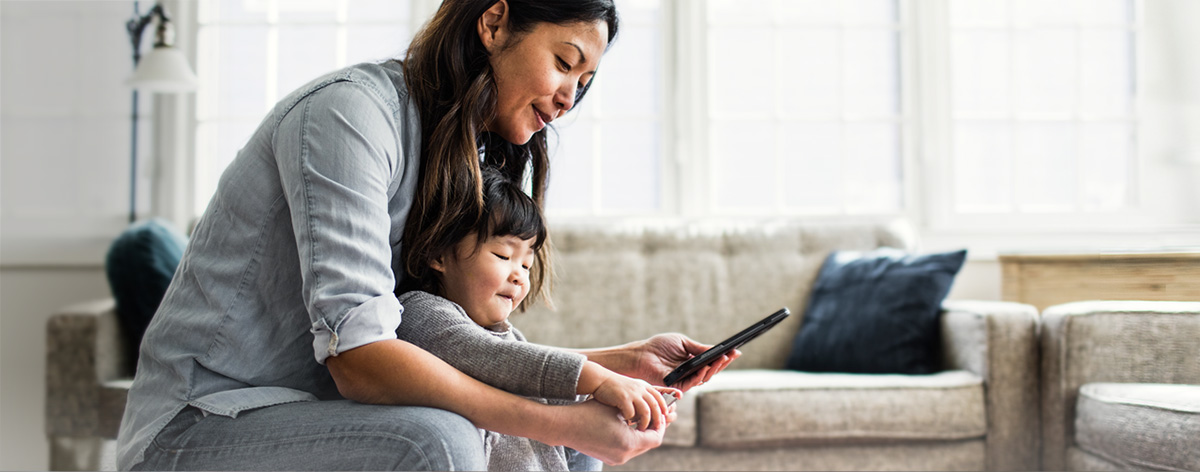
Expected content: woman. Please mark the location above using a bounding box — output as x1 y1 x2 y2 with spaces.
116 0 736 470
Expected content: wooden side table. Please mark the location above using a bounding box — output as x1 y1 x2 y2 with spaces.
998 251 1200 312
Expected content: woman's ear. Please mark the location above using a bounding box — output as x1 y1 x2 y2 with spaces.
477 0 509 53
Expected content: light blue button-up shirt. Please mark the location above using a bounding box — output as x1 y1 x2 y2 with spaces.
116 60 423 469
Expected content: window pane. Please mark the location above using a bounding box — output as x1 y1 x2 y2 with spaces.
546 118 596 213
598 24 660 117
708 0 772 24
777 28 840 115
952 30 1011 115
215 26 269 118
1080 29 1132 116
712 121 776 210
1078 0 1132 24
276 0 339 23
345 25 410 65
843 122 900 212
710 27 773 115
347 0 410 22
1015 122 1076 211
843 29 899 115
842 0 897 24
950 0 1010 25
201 0 267 23
954 122 1013 212
615 0 661 25
1015 29 1076 115
773 0 840 24
1080 122 1131 210
781 122 843 210
601 121 660 211
1013 0 1077 25
278 25 339 97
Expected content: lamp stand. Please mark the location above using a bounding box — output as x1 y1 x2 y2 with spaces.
125 1 170 224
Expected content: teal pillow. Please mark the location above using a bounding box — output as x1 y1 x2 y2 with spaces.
105 219 187 367
785 248 967 375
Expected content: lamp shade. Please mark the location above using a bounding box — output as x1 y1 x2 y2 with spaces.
126 45 197 93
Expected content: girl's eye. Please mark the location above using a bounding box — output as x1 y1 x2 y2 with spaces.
493 253 509 261
521 264 531 270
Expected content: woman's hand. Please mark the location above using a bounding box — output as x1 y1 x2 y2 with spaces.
620 333 741 392
592 373 682 431
542 399 677 466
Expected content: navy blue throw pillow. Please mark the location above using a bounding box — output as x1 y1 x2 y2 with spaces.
785 248 967 375
105 219 188 368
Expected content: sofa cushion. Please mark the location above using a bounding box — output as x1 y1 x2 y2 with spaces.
691 369 985 449
1075 382 1200 471
786 248 966 375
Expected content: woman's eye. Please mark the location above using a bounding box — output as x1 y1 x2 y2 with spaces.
557 57 572 72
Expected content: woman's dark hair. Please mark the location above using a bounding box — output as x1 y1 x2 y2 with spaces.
398 166 549 312
399 0 619 308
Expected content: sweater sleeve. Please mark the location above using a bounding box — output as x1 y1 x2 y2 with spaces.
395 291 585 399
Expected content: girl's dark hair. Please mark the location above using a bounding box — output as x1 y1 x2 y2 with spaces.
398 166 549 311
399 0 618 308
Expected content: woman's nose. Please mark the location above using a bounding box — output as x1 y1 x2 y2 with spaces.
555 82 577 113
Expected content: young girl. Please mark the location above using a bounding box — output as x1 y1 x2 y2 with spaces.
395 167 681 470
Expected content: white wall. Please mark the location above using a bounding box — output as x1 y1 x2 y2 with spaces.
2 1 140 469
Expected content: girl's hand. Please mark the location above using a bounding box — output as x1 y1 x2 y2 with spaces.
592 374 681 431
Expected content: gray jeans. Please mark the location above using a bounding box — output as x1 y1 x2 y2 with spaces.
132 400 601 471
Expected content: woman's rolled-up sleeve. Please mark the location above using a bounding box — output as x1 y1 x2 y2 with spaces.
273 79 405 365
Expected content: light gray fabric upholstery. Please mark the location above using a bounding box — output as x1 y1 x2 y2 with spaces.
613 440 987 471
46 300 129 440
941 300 1041 471
1066 446 1126 472
1074 383 1200 471
1040 301 1200 471
694 370 985 448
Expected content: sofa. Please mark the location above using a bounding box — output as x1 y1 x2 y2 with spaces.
46 219 1043 471
1039 300 1200 471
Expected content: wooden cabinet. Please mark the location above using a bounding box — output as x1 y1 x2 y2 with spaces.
998 251 1200 312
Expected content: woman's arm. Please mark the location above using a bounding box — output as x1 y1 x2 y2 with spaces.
326 339 670 465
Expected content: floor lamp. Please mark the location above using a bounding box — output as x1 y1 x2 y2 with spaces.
125 1 197 223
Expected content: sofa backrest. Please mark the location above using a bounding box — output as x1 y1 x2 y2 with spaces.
516 219 914 370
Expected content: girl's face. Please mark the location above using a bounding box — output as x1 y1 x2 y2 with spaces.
479 3 609 144
432 233 536 329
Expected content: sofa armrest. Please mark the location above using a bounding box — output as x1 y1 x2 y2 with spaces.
1039 300 1200 471
940 300 1040 472
46 299 131 439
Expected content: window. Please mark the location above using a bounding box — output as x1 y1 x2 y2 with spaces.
186 0 1194 248
193 0 419 216
704 0 904 216
938 0 1140 230
546 0 666 216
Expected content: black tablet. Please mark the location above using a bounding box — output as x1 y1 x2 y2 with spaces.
663 307 790 386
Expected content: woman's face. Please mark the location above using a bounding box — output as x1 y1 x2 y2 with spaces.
479 4 609 144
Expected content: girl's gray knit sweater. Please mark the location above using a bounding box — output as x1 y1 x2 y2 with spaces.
395 290 589 470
